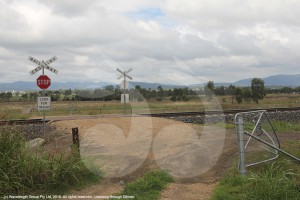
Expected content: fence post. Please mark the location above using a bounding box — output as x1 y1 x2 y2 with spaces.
237 116 246 175
72 127 80 154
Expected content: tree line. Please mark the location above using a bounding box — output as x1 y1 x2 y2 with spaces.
1 78 300 103
205 78 266 103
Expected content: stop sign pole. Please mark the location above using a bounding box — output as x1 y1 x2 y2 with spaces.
29 56 58 124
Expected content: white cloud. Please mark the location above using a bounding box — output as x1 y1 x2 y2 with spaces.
0 0 300 85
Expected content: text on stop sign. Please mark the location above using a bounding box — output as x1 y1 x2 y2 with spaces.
37 79 51 86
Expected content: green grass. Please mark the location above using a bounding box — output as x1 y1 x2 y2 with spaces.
271 121 300 133
211 162 300 200
211 119 300 200
246 163 300 200
119 170 173 200
213 121 300 133
0 126 101 196
2 93 300 119
210 174 246 200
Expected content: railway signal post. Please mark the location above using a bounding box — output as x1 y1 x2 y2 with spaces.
29 56 58 125
116 68 132 115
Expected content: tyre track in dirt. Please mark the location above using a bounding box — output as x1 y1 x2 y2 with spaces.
51 116 238 200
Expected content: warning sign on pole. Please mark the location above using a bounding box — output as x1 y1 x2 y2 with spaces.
37 97 51 111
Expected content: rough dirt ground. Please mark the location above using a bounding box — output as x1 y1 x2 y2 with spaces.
50 116 239 200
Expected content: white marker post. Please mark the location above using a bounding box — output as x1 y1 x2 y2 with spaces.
117 68 132 114
29 56 58 125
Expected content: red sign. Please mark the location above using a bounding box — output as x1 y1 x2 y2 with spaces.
37 75 51 89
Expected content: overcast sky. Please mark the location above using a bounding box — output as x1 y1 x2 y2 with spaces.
0 0 299 85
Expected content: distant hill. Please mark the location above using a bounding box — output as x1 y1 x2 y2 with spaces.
263 74 300 87
233 74 300 87
189 82 231 88
0 74 299 91
0 81 36 91
0 81 184 92
0 81 113 91
128 81 185 90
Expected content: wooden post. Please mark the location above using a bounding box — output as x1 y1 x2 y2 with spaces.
72 127 80 154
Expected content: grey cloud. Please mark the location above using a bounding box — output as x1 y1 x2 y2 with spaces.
218 32 262 56
103 33 226 62
0 0 300 84
40 0 99 17
164 0 300 29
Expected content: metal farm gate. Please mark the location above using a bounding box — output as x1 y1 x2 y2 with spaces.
235 110 300 175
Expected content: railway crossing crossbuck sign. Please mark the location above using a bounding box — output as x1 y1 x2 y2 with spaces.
116 68 132 104
28 56 58 124
29 56 58 75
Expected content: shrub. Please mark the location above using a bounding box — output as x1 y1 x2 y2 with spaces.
0 126 100 196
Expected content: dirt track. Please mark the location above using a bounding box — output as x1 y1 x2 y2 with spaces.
52 116 238 200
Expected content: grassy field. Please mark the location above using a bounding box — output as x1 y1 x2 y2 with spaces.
1 94 300 120
1 104 299 198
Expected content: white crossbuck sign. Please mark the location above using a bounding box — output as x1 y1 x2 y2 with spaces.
117 68 132 90
29 56 58 75
117 68 132 80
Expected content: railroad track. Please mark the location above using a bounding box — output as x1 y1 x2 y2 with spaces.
143 107 300 117
0 119 50 126
1 107 300 125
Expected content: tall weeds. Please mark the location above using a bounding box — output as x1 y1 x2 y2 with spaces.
247 162 300 199
0 126 100 196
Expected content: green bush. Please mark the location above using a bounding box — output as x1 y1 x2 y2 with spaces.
0 126 100 196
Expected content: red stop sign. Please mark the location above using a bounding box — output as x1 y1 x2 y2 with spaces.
37 75 51 89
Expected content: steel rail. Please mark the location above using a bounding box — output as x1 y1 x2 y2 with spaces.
144 106 300 117
1 106 300 124
0 119 50 126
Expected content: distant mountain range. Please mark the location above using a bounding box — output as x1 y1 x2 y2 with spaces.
190 74 300 88
0 81 112 92
233 74 300 87
0 74 299 91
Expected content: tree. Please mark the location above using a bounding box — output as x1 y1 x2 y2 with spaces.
242 87 252 102
64 89 72 96
135 85 141 92
227 85 236 104
251 78 265 103
94 89 111 100
235 88 243 104
0 93 6 101
105 85 115 92
21 93 28 101
29 92 38 101
215 86 225 96
150 90 157 99
205 81 215 100
5 92 12 101
157 86 164 101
